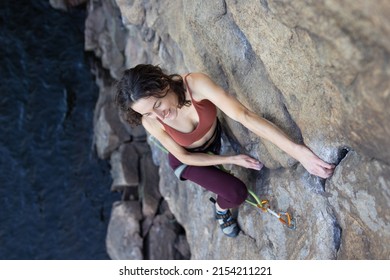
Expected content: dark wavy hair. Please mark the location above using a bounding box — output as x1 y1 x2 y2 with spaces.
115 64 191 126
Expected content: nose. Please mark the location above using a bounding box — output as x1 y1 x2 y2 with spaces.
153 108 165 120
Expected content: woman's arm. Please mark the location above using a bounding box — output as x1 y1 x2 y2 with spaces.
142 117 263 170
188 73 335 178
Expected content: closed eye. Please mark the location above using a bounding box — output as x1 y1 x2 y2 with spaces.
141 100 161 117
154 101 161 108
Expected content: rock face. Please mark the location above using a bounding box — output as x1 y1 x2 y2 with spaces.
83 0 389 259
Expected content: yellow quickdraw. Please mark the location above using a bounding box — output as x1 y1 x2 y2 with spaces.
246 189 296 230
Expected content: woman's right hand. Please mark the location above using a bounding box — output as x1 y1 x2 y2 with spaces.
232 154 264 170
295 145 335 179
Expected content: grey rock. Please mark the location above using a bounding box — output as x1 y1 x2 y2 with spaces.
94 101 131 159
328 151 390 259
110 143 139 191
139 150 161 218
106 201 143 260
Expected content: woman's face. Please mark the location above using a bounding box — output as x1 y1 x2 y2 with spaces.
131 89 178 122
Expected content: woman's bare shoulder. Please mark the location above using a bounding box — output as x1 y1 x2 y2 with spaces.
183 72 215 100
184 72 210 84
142 116 165 133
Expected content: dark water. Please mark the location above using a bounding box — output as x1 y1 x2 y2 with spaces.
0 0 120 259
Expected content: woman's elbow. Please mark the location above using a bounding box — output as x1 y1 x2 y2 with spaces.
236 108 255 125
173 151 193 165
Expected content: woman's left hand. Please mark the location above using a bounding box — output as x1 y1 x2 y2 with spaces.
297 145 335 179
231 154 264 170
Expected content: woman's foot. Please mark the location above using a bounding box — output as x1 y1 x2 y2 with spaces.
210 198 240 237
215 208 240 237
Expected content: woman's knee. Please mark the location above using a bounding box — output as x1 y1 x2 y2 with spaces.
217 180 248 209
224 178 248 205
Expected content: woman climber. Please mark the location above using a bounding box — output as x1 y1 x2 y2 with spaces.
115 64 335 237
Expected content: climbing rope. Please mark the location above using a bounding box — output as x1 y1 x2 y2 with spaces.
148 135 296 230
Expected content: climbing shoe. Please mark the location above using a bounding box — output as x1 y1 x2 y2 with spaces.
210 197 240 238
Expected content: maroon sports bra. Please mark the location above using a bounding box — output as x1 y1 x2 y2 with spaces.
157 74 217 147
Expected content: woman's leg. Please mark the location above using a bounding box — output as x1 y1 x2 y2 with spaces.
168 154 248 209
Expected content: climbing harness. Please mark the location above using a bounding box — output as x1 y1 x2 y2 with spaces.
148 135 297 230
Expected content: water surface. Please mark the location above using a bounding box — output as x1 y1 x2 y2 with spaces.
0 0 120 259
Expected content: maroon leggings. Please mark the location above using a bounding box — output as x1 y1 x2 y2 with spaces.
168 154 248 208
167 122 248 209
